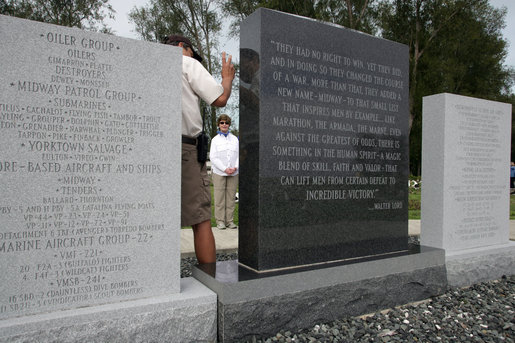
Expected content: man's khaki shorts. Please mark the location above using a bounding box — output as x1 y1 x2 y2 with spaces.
181 143 211 226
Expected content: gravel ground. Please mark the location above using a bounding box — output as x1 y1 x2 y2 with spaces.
255 276 515 343
180 238 515 343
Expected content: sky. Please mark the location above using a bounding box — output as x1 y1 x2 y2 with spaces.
105 0 239 60
106 0 515 69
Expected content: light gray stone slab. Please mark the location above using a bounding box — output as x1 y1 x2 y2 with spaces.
0 14 182 319
0 278 217 343
421 93 513 285
421 93 512 251
445 242 515 287
193 246 447 342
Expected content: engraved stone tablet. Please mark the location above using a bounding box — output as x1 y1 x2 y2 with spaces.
421 93 512 251
0 15 182 319
239 9 410 271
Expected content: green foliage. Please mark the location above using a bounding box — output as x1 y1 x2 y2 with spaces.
220 0 379 35
378 0 514 175
314 0 379 34
0 0 114 31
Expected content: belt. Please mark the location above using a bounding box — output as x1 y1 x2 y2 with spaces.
182 136 197 145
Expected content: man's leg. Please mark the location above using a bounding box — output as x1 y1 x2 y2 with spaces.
192 219 216 263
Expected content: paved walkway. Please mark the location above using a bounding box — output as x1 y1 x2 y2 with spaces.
180 220 515 257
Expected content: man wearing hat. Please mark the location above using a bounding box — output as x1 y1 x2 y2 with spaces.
164 34 235 264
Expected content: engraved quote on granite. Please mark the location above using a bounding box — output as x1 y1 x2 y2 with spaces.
264 40 405 206
422 94 511 252
450 103 507 245
0 15 182 319
239 9 410 270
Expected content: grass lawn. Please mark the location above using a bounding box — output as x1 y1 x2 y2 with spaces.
408 189 421 219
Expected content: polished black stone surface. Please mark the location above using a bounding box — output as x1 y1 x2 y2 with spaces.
239 9 410 271
196 244 422 282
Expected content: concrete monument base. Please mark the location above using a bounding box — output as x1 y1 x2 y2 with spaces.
445 242 515 287
193 246 447 343
0 278 216 343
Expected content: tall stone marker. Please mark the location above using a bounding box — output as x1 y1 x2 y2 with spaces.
239 8 410 271
0 15 215 342
421 93 514 286
193 9 447 342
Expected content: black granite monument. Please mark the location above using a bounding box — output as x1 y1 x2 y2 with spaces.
193 9 446 342
239 8 409 271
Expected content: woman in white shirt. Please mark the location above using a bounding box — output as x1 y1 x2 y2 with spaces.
210 114 239 230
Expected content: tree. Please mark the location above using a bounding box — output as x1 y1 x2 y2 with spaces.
129 0 225 137
378 0 513 174
230 128 240 137
220 0 378 36
315 0 378 33
218 0 258 36
0 0 114 32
